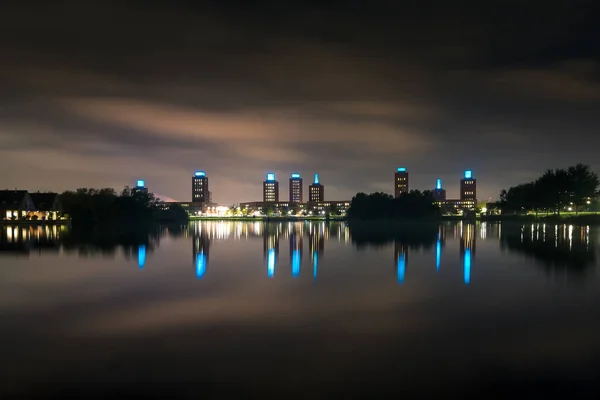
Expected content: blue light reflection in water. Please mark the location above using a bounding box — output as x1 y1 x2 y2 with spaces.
196 252 207 279
464 248 471 284
292 250 301 278
397 253 405 284
138 245 146 269
267 248 275 278
436 240 441 271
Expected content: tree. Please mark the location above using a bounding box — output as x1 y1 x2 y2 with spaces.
567 164 599 215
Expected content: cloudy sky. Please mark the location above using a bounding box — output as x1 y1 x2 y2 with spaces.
1 0 599 203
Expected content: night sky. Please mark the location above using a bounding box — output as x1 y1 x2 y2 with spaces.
1 0 599 204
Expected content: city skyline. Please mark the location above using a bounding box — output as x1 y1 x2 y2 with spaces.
1 1 598 206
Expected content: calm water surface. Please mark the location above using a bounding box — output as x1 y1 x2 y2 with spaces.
1 221 600 398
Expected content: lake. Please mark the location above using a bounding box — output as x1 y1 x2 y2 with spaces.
1 221 600 398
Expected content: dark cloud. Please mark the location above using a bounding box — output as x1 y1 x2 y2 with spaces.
1 0 599 203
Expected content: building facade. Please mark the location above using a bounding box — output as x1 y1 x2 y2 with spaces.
263 173 279 202
394 167 409 198
289 173 303 203
192 171 210 203
308 173 324 203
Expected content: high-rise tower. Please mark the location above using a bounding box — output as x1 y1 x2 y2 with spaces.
394 167 409 198
460 170 477 209
192 171 210 202
263 172 279 202
432 178 446 201
289 173 303 203
308 173 324 203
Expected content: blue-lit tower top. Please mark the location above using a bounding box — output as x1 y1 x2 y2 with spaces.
397 167 406 172
195 171 206 177
464 170 473 179
436 179 442 190
136 180 145 188
314 173 319 184
266 172 276 181
291 173 301 179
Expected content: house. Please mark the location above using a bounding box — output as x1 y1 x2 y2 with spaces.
0 190 36 220
29 192 63 220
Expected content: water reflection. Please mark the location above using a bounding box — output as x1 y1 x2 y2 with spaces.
1 221 597 282
500 223 596 276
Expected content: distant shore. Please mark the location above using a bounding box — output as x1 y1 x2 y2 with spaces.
0 220 71 226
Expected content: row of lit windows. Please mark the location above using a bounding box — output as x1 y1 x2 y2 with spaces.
463 180 475 185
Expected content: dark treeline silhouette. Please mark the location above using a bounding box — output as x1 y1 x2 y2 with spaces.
349 221 439 249
61 187 188 225
347 191 440 221
500 224 596 279
498 164 599 216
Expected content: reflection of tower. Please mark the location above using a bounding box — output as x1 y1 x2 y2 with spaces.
138 245 146 269
309 222 325 280
289 227 303 278
394 241 409 284
264 225 279 278
436 226 447 271
459 223 476 284
193 227 210 279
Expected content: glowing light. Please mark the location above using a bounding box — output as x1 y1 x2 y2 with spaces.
138 245 146 269
196 252 207 279
314 173 319 184
464 170 473 179
464 249 471 284
436 240 441 271
397 167 406 172
267 248 275 277
136 180 145 188
313 252 318 281
291 173 301 179
195 171 206 177
266 173 275 181
436 179 442 190
481 207 487 214
397 253 405 284
292 250 301 277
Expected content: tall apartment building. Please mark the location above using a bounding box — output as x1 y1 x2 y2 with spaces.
192 171 210 202
394 167 409 198
289 173 303 203
263 172 279 202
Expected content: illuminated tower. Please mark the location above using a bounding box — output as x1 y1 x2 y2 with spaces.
134 179 148 194
460 170 477 209
459 222 476 284
192 171 210 202
394 167 409 198
309 173 324 203
289 173 303 203
263 172 279 203
432 178 447 202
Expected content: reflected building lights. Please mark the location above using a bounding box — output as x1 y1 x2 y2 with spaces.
196 252 207 278
436 239 441 271
397 253 406 284
267 248 276 278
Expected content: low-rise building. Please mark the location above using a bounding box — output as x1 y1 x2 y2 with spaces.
29 192 63 220
0 190 36 221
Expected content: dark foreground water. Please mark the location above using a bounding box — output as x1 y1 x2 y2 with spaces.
1 221 599 398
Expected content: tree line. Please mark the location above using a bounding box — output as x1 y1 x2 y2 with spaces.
499 164 599 215
347 191 440 221
61 187 188 225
